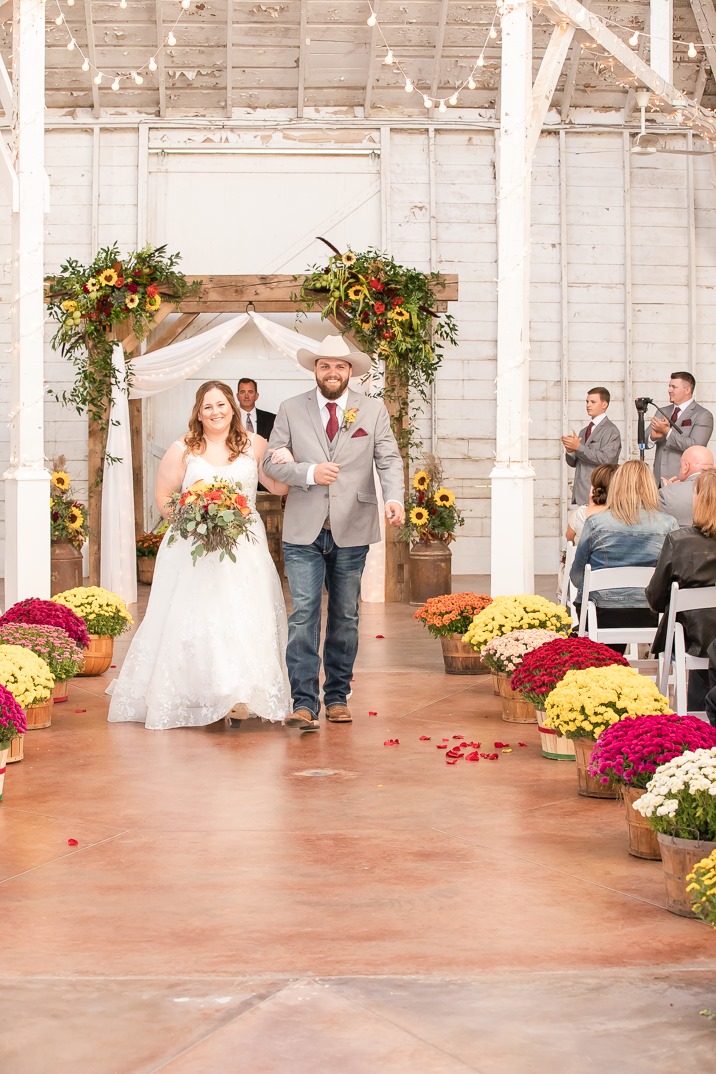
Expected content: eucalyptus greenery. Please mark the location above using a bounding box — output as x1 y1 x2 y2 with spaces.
298 240 458 455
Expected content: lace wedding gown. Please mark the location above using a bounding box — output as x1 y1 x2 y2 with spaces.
107 444 290 729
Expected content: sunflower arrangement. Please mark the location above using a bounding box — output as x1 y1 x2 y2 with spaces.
50 461 88 550
46 243 201 426
399 454 464 546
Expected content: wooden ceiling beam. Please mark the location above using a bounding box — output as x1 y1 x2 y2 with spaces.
155 0 167 118
84 1 100 117
226 0 234 118
688 0 716 79
429 0 451 101
560 0 591 121
297 0 308 118
528 22 575 158
363 0 381 119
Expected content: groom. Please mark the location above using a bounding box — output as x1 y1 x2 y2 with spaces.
263 335 405 731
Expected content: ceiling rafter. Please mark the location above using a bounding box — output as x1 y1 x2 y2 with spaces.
155 0 167 118
83 1 100 117
529 23 576 157
560 0 591 120
429 0 451 100
688 0 716 77
226 0 234 118
297 0 308 119
694 58 709 102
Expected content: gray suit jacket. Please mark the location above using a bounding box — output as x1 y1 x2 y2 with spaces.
565 416 622 505
648 401 714 485
263 388 404 547
658 472 699 527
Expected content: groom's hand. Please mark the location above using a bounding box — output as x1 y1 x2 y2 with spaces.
314 463 340 485
385 501 405 526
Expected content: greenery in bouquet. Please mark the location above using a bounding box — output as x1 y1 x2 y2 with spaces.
50 465 88 550
413 592 492 638
510 637 629 708
168 479 254 565
480 629 564 676
0 598 90 649
0 623 84 684
0 683 26 748
46 243 201 426
136 521 168 559
0 644 54 708
463 594 572 653
632 748 716 840
299 243 457 454
399 455 464 546
588 714 716 789
543 665 672 741
52 587 133 638
687 849 716 926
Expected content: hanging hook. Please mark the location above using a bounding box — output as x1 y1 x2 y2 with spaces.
246 300 256 313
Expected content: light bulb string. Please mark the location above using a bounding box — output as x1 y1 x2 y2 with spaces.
366 1 502 107
52 0 189 86
543 0 706 54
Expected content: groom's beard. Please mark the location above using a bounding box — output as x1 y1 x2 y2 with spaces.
317 374 350 400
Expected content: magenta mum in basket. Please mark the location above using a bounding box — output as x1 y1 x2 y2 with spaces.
0 683 26 748
588 714 716 789
0 598 90 649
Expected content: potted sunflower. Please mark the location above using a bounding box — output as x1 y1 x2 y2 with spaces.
49 461 88 594
399 455 464 605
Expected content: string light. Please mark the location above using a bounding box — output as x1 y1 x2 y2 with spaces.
688 42 698 58
629 30 639 47
404 79 413 93
423 95 432 108
51 0 190 93
367 10 377 26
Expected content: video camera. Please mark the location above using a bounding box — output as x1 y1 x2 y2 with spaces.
635 396 653 413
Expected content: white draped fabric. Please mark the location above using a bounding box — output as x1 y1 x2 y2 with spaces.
100 311 385 606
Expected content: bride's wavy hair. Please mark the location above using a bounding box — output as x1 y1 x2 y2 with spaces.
185 381 248 462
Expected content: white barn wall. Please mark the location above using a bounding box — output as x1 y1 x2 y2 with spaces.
0 121 714 581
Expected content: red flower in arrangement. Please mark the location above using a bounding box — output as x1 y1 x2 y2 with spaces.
391 296 404 307
374 301 386 314
146 283 159 298
0 598 90 648
368 278 384 291
127 282 138 294
588 714 716 788
382 331 395 340
510 637 629 707
115 277 125 288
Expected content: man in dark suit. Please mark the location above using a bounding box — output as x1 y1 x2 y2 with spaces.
658 445 714 526
237 378 275 439
647 371 714 486
562 386 622 505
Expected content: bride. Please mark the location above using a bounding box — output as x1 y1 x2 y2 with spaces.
107 380 291 730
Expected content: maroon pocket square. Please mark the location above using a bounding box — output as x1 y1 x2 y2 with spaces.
351 427 369 438
681 419 692 427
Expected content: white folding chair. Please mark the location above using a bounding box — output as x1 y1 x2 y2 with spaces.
560 541 578 625
577 565 658 671
657 581 716 715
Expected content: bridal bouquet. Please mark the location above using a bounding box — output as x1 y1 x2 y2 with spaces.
167 479 254 565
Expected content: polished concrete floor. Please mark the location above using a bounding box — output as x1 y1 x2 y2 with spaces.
1 579 715 1073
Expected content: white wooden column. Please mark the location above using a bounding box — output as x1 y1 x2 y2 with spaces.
490 0 535 595
650 0 673 84
4 0 49 605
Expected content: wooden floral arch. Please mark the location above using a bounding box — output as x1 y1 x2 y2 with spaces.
99 271 459 603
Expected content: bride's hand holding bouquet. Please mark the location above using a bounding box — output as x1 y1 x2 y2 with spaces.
167 478 255 565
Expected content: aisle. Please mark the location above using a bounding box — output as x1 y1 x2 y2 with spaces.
0 586 714 1073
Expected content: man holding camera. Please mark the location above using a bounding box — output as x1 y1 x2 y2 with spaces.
646 372 713 486
562 387 622 505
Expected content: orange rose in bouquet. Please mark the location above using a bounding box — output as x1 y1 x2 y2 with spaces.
168 478 255 565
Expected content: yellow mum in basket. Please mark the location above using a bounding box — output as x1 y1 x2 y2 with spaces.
52 586 133 639
463 594 572 652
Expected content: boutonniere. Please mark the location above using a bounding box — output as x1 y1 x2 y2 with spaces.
342 407 359 431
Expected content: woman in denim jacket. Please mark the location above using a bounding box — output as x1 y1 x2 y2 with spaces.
570 460 679 647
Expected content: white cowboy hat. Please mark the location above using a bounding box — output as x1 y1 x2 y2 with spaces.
296 334 372 377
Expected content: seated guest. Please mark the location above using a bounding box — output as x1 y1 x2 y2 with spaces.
571 460 679 643
566 463 618 545
658 445 714 527
647 468 716 711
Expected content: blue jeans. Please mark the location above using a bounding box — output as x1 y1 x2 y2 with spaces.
283 531 369 716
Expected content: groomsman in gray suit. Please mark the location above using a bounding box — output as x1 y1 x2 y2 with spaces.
562 387 622 505
263 336 405 732
658 445 714 526
647 371 714 486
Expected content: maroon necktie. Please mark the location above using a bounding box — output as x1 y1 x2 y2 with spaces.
671 407 680 424
584 421 594 443
326 402 339 442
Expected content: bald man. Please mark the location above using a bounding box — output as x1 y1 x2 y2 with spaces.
658 445 715 526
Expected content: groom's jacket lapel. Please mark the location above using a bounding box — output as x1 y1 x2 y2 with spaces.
332 390 363 463
306 391 330 461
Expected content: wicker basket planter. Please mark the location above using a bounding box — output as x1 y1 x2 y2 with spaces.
7 735 23 764
493 672 537 723
535 710 576 761
137 557 156 584
77 634 114 677
52 680 70 704
25 698 53 730
439 634 489 675
620 784 661 860
573 737 618 799
657 833 716 917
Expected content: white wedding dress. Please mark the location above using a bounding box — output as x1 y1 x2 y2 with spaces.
107 443 290 730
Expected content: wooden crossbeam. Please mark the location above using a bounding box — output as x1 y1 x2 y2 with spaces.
297 0 308 119
560 0 591 120
364 0 381 118
689 0 716 78
226 0 234 118
155 0 167 118
528 23 576 159
430 0 451 101
84 1 100 117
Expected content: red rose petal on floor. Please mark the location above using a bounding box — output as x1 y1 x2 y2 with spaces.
480 753 489 758
368 711 378 716
74 709 86 713
442 738 450 742
518 742 527 747
459 742 469 748
494 741 509 749
383 738 399 746
67 838 78 846
446 748 464 758
446 757 460 765
110 664 117 668
436 744 448 749
452 734 465 739
375 635 385 639
488 753 499 760
465 751 480 761
419 735 431 741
